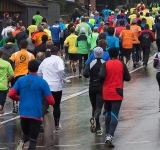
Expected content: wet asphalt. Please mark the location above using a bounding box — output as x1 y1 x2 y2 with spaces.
0 44 160 150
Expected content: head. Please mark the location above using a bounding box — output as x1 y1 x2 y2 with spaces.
70 27 75 33
80 27 85 34
16 26 21 30
120 13 125 18
100 22 104 27
131 18 137 25
115 9 119 13
7 36 15 43
142 18 146 23
111 11 114 15
32 19 36 25
12 21 16 27
137 14 140 18
36 11 40 15
93 27 98 33
59 18 63 23
6 22 11 27
55 21 59 25
20 40 28 49
4 12 9 18
144 24 149 30
140 11 143 16
7 30 12 36
43 23 48 29
36 52 46 61
20 26 25 32
94 47 104 58
119 20 125 26
103 25 108 32
108 27 114 36
42 18 47 23
50 46 60 55
46 40 54 49
108 47 119 58
76 17 80 22
98 39 107 50
90 14 94 18
85 17 89 22
81 18 86 22
99 33 106 40
37 25 44 32
41 35 48 42
0 50 3 58
146 12 150 17
74 8 79 13
28 60 40 73
126 24 130 30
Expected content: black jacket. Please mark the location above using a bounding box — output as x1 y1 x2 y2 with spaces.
36 42 46 53
15 32 28 45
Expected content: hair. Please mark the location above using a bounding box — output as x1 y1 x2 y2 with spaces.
144 24 149 29
20 26 25 32
6 22 11 26
81 18 86 22
41 35 48 42
32 19 36 25
46 40 54 49
93 27 98 32
37 25 44 32
51 46 59 55
108 47 119 58
42 18 47 23
7 30 12 36
100 22 104 26
142 18 146 23
99 33 106 40
108 27 114 36
7 36 15 43
70 27 75 33
126 24 130 30
85 17 89 22
146 12 149 17
12 21 16 26
0 50 3 58
43 23 48 29
55 21 59 24
119 20 124 26
140 12 143 16
28 60 39 72
36 11 40 15
36 52 45 61
20 40 28 49
137 14 140 18
98 40 107 50
103 25 108 32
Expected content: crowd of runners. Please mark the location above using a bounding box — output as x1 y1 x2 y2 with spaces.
1 0 160 149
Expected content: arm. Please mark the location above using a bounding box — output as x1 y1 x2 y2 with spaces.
37 63 43 78
99 62 106 83
75 38 78 47
122 62 131 81
7 63 14 81
83 63 90 78
150 31 156 41
115 38 119 49
85 51 95 64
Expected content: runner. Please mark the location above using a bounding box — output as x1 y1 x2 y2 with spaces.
138 24 156 69
75 28 90 78
38 46 66 133
8 59 55 150
0 50 14 114
27 19 37 38
83 47 105 136
99 47 131 147
33 11 43 26
9 40 35 114
1 22 15 38
64 27 78 76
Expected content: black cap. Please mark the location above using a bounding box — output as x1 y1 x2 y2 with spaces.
28 60 40 72
50 46 60 52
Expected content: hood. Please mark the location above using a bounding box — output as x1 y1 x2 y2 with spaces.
4 44 14 49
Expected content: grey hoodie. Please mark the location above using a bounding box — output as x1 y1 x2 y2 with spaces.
2 44 19 61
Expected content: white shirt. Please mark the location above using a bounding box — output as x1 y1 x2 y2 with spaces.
1 26 15 38
38 55 66 92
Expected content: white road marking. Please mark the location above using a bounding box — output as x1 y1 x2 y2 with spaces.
0 112 12 117
0 57 154 125
24 146 45 148
54 144 81 147
126 141 151 144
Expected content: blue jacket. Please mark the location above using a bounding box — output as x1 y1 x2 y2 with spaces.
153 22 160 39
107 36 119 50
85 48 110 64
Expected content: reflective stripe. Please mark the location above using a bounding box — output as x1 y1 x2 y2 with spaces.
111 112 118 121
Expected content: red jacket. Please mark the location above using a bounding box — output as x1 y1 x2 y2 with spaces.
107 15 116 26
99 59 131 100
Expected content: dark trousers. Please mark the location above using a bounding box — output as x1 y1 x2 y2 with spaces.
119 42 123 61
132 44 140 62
0 90 8 109
141 46 150 66
105 100 122 137
78 54 88 74
156 72 160 90
21 118 41 150
156 39 160 52
89 86 104 130
42 91 62 127
123 48 132 63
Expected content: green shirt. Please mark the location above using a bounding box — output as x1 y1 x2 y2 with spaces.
0 36 18 47
90 32 99 50
75 22 92 36
0 58 14 90
89 18 95 26
33 15 43 26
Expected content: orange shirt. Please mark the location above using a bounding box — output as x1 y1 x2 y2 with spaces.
32 31 50 46
9 50 35 77
12 30 20 37
130 25 141 44
120 30 135 49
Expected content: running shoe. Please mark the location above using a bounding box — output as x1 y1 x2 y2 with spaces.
12 108 18 114
96 128 103 136
40 124 44 133
54 124 62 133
105 134 115 147
79 74 82 78
16 140 24 150
159 108 160 112
90 117 96 133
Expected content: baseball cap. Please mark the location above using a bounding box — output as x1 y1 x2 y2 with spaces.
94 47 104 58
50 46 60 52
111 11 114 14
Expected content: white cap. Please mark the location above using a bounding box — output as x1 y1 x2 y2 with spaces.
94 47 104 58
80 27 85 34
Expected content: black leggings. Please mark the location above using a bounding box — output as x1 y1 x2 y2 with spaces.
141 46 150 66
89 86 104 130
42 91 62 127
78 54 88 74
132 44 140 62
105 100 122 137
21 118 41 150
156 39 160 52
123 48 132 63
156 72 160 91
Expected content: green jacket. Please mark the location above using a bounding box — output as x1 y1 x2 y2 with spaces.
89 32 99 50
0 36 18 47
75 33 90 54
33 15 43 26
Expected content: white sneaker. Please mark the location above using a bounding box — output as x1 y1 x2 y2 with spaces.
54 124 62 133
16 140 24 150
